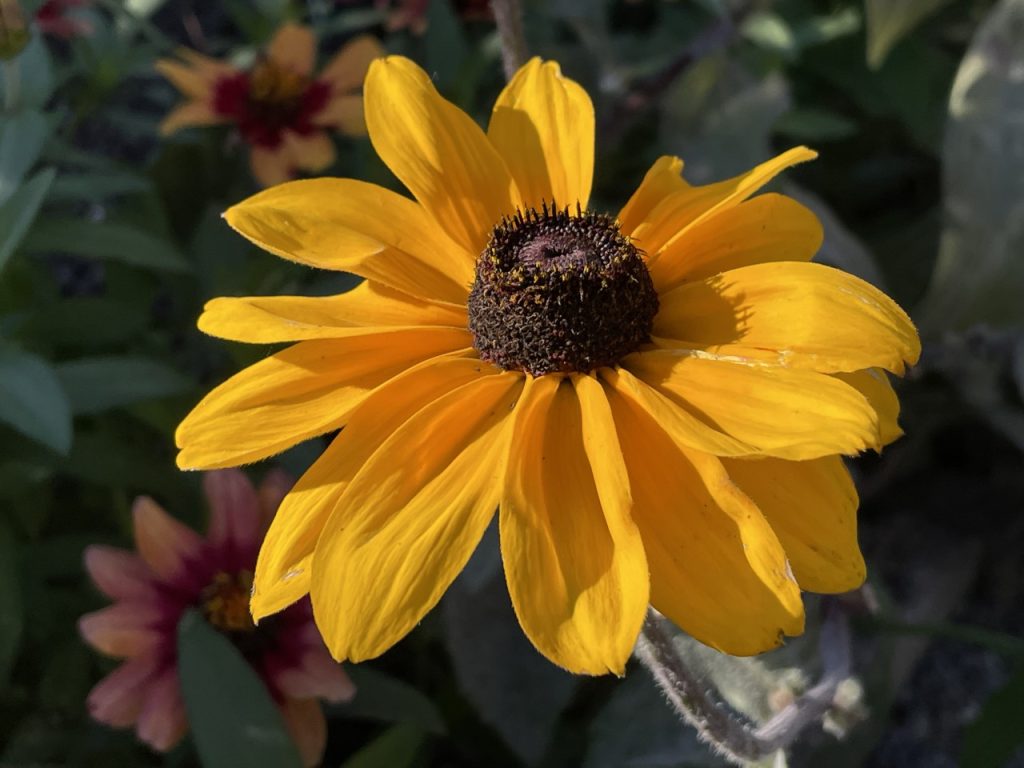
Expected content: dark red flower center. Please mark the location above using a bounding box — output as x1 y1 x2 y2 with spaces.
213 58 331 149
200 570 256 633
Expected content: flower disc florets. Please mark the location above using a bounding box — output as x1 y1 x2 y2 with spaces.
468 205 659 376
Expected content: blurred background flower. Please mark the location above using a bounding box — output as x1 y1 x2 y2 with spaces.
79 469 355 766
157 23 382 186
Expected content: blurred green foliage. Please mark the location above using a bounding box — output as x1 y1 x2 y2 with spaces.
1 0 1023 766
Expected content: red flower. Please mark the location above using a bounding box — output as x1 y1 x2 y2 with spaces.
79 469 355 766
157 23 382 187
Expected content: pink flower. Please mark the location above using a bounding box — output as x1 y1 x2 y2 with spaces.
79 469 355 766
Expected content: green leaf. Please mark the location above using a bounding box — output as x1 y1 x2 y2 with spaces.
20 216 191 273
340 724 425 768
177 609 304 768
0 110 52 205
0 35 54 109
55 356 192 414
47 171 152 203
338 666 447 735
0 348 72 454
0 518 22 686
774 107 858 142
443 568 577 766
425 0 470 92
917 0 1024 332
865 0 952 69
22 297 148 349
961 663 1024 768
0 167 55 273
740 12 798 59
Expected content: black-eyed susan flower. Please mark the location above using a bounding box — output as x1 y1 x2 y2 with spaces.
156 23 382 187
79 469 354 765
175 56 920 675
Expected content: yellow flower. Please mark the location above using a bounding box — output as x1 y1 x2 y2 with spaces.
176 56 920 675
156 23 382 187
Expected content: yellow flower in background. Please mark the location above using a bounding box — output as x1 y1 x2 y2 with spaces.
156 23 382 187
175 56 920 675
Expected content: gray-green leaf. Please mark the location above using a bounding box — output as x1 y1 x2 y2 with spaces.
0 348 72 454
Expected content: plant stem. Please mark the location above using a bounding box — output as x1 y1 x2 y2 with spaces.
3 57 18 113
490 0 527 81
635 601 853 765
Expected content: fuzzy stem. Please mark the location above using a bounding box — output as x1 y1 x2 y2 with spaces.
635 601 852 765
490 0 527 81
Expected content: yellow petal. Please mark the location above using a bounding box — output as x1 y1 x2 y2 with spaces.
251 354 491 620
648 193 823 292
723 455 865 594
319 34 383 94
605 385 804 654
155 58 214 100
631 147 817 258
617 155 687 237
175 328 470 470
836 368 903 446
500 376 648 675
599 365 756 456
159 101 226 136
624 349 880 459
284 130 336 172
488 58 594 210
199 280 466 344
267 23 316 76
364 56 517 254
313 94 366 134
310 372 524 661
653 261 921 374
225 177 474 304
249 146 292 188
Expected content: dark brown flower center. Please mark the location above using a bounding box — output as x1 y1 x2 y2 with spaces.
200 570 256 633
468 205 658 376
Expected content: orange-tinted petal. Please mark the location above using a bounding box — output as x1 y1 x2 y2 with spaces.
605 385 805 654
249 145 292 188
310 372 523 662
313 94 365 134
500 376 648 675
159 101 226 136
284 130 336 172
267 23 316 77
630 147 817 258
624 349 880 459
272 646 356 703
653 261 921 375
318 34 383 94
78 603 163 658
176 328 470 470
488 58 594 210
617 155 687 236
198 280 466 344
224 178 475 304
837 368 903 446
251 354 489 620
364 56 517 254
83 545 154 601
132 496 206 581
723 455 865 594
648 193 823 291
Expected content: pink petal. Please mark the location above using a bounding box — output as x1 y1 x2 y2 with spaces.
79 603 164 658
133 496 207 583
279 697 327 768
204 469 262 569
258 469 295 528
86 653 163 727
84 545 155 601
270 645 356 704
135 667 188 752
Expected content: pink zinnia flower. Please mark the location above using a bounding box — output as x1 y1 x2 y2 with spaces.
79 469 355 766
